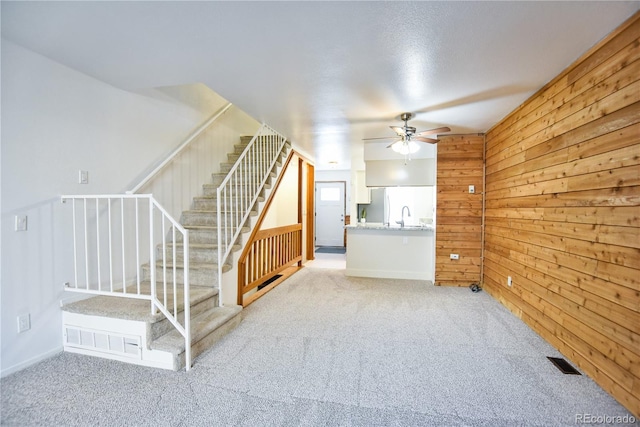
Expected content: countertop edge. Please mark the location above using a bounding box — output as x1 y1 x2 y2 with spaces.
345 225 434 232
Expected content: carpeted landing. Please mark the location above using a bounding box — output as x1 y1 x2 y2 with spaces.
1 268 634 426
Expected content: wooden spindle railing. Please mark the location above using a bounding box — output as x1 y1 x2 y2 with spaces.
238 223 302 304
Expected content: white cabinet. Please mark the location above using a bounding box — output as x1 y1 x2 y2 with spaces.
355 170 371 204
365 159 436 186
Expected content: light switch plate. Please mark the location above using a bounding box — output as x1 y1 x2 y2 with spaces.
17 313 30 333
15 215 27 232
79 170 89 184
469 185 475 194
450 254 459 260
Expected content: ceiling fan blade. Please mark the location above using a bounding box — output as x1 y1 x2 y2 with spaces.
390 126 407 136
413 136 439 144
386 139 403 149
362 136 398 141
415 126 451 136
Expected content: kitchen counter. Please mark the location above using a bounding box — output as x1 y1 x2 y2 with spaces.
345 224 434 281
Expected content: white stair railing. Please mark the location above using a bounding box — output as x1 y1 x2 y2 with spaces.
61 194 192 370
216 124 287 303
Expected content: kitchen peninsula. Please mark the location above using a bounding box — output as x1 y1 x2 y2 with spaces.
345 224 434 281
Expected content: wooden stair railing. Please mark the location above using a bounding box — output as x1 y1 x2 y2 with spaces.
237 150 305 306
239 223 302 305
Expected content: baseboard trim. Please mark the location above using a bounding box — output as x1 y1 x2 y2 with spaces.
1 346 63 378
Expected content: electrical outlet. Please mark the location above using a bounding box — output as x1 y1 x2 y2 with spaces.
450 254 459 260
507 276 513 287
15 215 28 232
469 185 475 194
402 237 408 244
17 314 30 333
79 170 89 184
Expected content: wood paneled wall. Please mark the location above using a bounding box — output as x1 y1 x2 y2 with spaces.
483 13 640 416
435 135 484 286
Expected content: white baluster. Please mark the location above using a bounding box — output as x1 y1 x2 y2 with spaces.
108 199 114 292
96 198 101 291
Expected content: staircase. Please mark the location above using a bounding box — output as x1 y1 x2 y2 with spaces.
61 134 289 370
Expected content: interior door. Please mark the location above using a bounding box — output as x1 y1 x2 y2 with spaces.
315 181 345 247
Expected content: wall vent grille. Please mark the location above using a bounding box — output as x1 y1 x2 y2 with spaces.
64 326 141 359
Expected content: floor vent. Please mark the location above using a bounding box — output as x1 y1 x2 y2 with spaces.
547 357 581 375
258 274 283 290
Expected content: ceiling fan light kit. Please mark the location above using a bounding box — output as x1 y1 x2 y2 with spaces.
391 139 420 155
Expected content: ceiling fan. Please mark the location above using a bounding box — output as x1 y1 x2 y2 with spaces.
363 112 451 155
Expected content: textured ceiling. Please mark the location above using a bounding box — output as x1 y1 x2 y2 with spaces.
2 1 638 169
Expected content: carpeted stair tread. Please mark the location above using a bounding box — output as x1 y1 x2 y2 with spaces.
150 305 242 354
182 209 258 217
150 260 232 272
192 195 265 204
202 183 271 190
181 225 251 238
183 224 250 232
220 159 280 167
163 242 240 250
61 284 217 323
157 243 242 259
205 179 272 188
212 172 274 182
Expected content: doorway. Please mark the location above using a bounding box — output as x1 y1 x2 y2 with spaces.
315 181 346 247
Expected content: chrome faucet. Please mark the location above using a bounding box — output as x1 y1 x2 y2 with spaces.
397 206 411 228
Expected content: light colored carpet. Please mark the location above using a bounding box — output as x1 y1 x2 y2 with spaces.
1 268 634 426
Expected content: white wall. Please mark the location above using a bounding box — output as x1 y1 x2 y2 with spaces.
260 156 299 229
0 39 255 375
